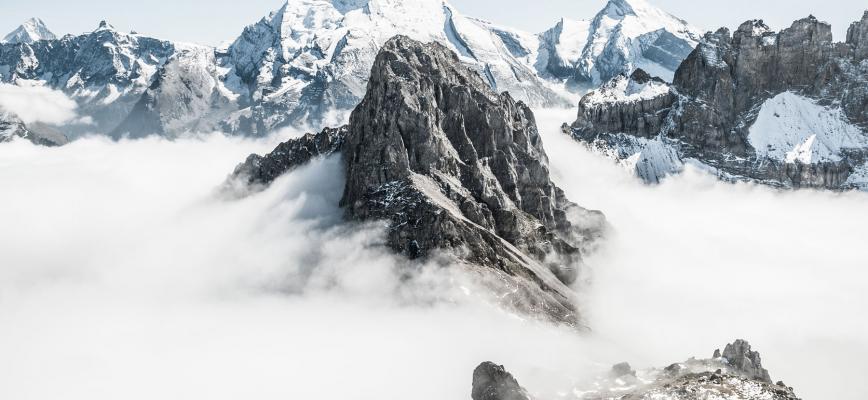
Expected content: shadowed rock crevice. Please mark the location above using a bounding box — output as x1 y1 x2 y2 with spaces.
230 36 605 326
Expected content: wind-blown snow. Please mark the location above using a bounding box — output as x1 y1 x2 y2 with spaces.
748 92 868 164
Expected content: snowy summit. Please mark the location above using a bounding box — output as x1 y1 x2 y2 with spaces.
2 18 56 44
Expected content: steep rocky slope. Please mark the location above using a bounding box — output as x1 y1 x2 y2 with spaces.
230 36 605 326
566 12 868 190
473 340 800 400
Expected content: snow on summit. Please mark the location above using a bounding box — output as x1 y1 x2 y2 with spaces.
2 18 56 44
537 0 701 87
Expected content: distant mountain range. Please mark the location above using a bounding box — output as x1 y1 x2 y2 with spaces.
0 0 700 141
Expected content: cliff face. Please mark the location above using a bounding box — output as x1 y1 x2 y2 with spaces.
566 12 868 190
231 36 606 327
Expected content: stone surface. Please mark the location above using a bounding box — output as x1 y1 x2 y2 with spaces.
723 339 772 383
230 36 605 326
232 126 347 188
566 12 868 190
471 362 532 400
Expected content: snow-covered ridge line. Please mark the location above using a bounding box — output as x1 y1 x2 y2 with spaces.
1 0 703 142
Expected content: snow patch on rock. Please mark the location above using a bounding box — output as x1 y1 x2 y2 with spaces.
583 73 670 106
749 92 868 164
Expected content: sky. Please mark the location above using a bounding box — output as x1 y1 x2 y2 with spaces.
0 0 864 45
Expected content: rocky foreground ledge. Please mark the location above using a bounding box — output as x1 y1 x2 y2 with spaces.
228 35 606 326
473 340 800 400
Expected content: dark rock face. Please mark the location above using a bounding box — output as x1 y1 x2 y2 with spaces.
722 339 772 383
232 126 347 188
848 11 868 61
471 362 532 400
567 12 868 190
571 69 675 140
230 36 605 326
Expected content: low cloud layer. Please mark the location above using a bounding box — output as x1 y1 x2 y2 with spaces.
0 83 80 124
537 108 868 400
0 111 866 400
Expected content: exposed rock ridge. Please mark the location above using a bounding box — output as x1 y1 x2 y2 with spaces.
0 111 68 146
566 12 868 190
471 362 532 400
473 340 799 400
230 36 605 326
232 126 348 187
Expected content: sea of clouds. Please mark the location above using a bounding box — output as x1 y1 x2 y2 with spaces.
0 108 866 400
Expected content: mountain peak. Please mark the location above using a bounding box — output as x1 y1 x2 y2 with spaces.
96 20 115 31
602 0 650 17
230 35 605 326
2 17 56 44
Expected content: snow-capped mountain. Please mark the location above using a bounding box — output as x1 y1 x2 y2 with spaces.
1 18 56 44
0 20 202 137
1 0 704 140
566 12 868 190
116 0 570 137
535 0 701 88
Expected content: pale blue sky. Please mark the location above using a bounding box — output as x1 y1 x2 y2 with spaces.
1 0 864 45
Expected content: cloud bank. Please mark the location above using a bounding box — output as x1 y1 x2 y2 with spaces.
0 110 866 400
0 83 80 125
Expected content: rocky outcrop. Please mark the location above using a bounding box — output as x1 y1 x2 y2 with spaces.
0 111 68 146
472 340 799 400
230 36 605 326
232 126 347 188
721 339 772 383
571 69 674 140
848 11 868 61
566 12 868 190
471 362 532 400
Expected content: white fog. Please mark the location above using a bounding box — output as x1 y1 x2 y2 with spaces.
0 109 866 400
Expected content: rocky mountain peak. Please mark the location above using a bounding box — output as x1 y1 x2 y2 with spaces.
847 10 868 60
722 339 772 383
735 19 772 38
231 35 605 326
96 20 115 31
2 17 56 44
